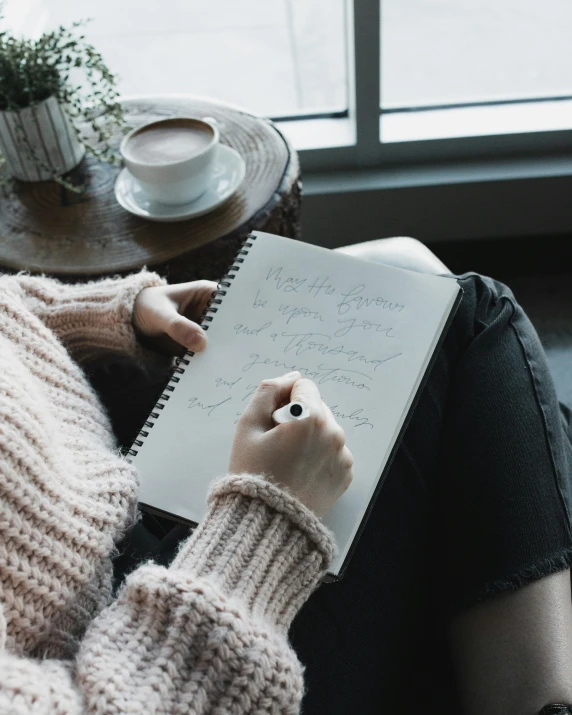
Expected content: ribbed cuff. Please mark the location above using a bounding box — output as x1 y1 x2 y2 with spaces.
13 270 167 363
171 475 336 630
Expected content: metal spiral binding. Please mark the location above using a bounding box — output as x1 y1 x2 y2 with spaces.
125 233 258 461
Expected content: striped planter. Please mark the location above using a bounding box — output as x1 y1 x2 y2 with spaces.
0 96 85 181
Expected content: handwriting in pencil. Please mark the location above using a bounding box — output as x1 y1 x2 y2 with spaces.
337 284 406 316
252 290 268 309
334 318 396 338
266 268 336 298
214 376 242 389
266 266 306 293
241 354 372 391
233 322 272 337
328 405 375 429
280 331 402 371
277 303 325 325
306 276 336 298
264 269 408 321
188 396 232 417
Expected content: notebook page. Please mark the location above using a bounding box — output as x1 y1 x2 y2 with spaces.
133 232 460 574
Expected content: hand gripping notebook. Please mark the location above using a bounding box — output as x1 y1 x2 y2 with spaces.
128 232 462 578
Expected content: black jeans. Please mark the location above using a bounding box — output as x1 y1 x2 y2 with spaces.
90 272 572 713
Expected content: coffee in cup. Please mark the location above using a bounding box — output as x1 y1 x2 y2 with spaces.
120 117 219 205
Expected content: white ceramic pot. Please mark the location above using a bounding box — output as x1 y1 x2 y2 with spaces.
0 95 85 181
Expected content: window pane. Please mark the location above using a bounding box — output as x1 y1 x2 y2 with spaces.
381 0 572 109
3 0 347 118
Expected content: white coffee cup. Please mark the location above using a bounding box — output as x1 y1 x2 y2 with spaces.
120 116 219 205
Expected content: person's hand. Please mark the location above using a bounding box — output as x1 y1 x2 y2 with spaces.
229 372 354 518
133 280 217 355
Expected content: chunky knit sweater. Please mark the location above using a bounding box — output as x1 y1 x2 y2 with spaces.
0 271 336 714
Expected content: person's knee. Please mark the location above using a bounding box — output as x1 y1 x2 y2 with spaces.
336 235 450 275
456 272 518 323
386 237 450 273
388 236 424 251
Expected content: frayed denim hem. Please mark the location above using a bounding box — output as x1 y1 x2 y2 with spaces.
456 546 572 614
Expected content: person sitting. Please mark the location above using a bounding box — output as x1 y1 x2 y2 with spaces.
0 258 571 714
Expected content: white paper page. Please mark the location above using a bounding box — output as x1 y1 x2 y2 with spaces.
133 232 460 574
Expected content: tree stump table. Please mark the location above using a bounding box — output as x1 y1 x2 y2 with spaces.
0 96 301 283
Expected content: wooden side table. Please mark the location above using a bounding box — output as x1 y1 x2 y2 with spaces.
0 96 301 283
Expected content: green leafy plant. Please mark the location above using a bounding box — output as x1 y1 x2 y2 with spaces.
0 12 126 190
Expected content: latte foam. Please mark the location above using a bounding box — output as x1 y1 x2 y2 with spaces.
125 121 213 165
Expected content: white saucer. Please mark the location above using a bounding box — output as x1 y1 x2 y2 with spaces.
114 144 246 222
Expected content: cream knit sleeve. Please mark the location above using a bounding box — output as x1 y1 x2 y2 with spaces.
0 475 336 714
6 271 167 364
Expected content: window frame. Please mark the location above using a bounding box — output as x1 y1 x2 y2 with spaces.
276 0 572 174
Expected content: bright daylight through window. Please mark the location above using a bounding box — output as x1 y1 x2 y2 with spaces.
381 0 572 143
0 0 348 119
4 0 572 155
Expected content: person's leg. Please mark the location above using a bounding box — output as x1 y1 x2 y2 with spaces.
447 407 572 715
335 235 450 275
288 272 572 713
435 273 572 714
86 272 572 713
336 238 572 713
449 570 572 715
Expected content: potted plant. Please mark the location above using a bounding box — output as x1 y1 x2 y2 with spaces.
0 15 125 189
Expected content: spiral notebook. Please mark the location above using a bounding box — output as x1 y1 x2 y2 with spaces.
128 232 462 578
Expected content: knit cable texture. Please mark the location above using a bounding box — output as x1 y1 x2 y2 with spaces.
0 272 336 713
9 270 168 364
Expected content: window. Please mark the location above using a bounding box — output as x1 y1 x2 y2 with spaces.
380 0 572 145
4 0 572 171
2 0 348 119
382 0 572 109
